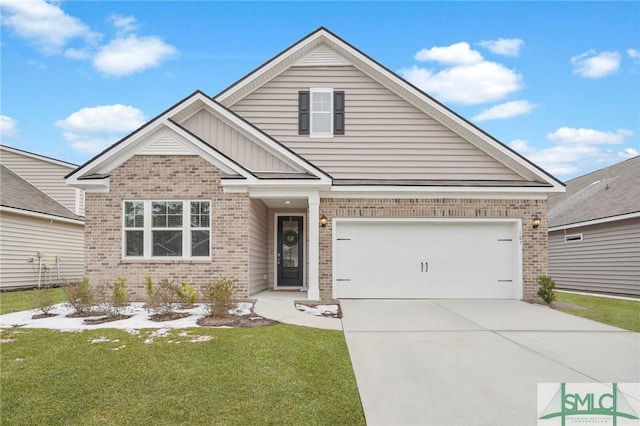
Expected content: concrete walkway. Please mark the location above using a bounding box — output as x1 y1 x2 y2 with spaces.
252 290 342 331
341 299 640 426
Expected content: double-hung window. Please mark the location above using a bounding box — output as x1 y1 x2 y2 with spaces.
123 200 210 259
298 89 345 136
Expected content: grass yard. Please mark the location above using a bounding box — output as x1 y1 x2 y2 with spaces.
0 287 66 315
555 291 640 332
0 325 365 425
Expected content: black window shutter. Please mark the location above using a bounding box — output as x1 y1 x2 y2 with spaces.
298 91 310 135
334 91 345 135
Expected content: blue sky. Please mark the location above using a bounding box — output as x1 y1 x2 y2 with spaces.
1 1 638 181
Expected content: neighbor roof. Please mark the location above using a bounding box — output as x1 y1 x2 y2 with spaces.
1 165 83 221
548 156 640 228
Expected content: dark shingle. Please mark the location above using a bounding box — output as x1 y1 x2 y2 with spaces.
0 165 83 221
548 156 640 227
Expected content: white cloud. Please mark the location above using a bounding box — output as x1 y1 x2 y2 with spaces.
0 0 100 54
0 115 18 138
55 105 147 154
400 61 523 105
108 14 138 35
414 42 483 65
547 127 632 145
478 38 524 57
472 100 537 122
509 127 637 177
627 48 640 63
93 35 177 77
571 50 621 78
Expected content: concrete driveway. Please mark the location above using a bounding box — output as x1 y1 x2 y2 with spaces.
341 299 640 426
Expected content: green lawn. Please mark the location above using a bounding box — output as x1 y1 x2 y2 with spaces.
0 287 66 315
555 291 640 332
0 289 365 425
0 325 364 425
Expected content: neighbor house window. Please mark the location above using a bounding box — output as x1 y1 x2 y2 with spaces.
123 200 210 259
298 89 345 136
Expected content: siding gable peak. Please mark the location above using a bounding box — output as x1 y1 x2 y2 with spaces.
294 44 351 67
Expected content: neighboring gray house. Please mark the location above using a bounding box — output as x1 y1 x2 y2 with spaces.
0 145 85 289
548 156 640 296
66 28 564 301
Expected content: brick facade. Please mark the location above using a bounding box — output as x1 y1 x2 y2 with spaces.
84 155 250 301
318 197 548 300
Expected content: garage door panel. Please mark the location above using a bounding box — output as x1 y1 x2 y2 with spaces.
335 221 520 299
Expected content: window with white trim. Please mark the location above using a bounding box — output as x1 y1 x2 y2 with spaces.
123 200 210 259
310 88 333 137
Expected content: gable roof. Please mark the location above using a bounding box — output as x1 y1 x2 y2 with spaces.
215 27 564 192
548 156 640 229
1 145 78 170
1 165 83 222
66 91 331 191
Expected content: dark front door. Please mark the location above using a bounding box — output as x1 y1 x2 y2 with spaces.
277 216 304 286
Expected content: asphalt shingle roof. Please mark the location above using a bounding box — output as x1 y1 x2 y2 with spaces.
548 156 640 228
0 165 83 221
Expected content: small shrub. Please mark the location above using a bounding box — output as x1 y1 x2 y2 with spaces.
63 277 94 314
32 288 56 315
203 276 237 317
175 280 197 307
537 275 557 304
145 277 180 315
111 277 128 316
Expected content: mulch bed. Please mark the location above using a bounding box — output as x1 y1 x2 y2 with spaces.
32 313 58 319
84 314 134 325
67 311 107 318
149 312 191 322
295 299 342 318
196 315 277 328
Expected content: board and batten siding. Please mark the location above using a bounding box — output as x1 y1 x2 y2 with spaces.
181 110 299 173
0 211 84 289
249 199 269 294
1 148 84 216
229 66 523 181
549 217 640 296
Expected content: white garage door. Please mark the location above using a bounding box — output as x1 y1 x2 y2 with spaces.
334 220 521 299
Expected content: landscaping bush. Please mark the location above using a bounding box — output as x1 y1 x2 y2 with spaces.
31 288 56 316
537 275 557 304
203 276 237 317
145 277 183 315
175 280 197 308
110 277 128 316
62 277 94 315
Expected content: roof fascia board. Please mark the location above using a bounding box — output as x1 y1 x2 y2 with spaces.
549 212 640 231
324 190 548 201
213 28 563 191
0 205 85 225
192 96 331 183
1 144 78 169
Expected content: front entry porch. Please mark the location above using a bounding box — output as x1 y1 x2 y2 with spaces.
248 192 321 300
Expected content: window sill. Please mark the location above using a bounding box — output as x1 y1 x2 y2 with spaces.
121 258 211 264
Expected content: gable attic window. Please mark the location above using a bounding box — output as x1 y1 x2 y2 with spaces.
123 200 210 259
299 89 345 136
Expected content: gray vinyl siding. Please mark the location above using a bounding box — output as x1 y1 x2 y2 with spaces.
249 199 268 294
549 217 640 296
181 110 299 173
1 148 84 216
0 211 84 289
229 66 523 181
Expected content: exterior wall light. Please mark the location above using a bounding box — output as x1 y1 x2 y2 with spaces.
532 215 541 229
320 214 328 228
